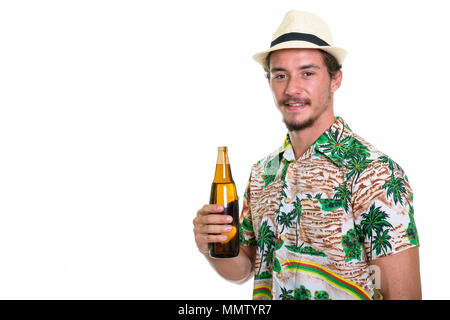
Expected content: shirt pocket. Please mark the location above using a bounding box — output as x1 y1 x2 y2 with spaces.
299 198 344 254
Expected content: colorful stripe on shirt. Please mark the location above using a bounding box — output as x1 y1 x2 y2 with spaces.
253 285 273 300
281 260 372 300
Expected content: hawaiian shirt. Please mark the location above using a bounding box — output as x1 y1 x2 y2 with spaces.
239 117 419 300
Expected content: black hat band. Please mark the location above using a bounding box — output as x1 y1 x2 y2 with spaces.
270 32 330 48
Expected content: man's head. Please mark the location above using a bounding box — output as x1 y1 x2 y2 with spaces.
253 10 346 131
267 48 342 131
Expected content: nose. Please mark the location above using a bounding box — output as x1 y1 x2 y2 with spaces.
284 77 303 96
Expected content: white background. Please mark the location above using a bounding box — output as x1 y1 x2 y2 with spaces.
0 0 447 299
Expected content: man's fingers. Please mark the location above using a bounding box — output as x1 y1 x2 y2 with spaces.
193 220 233 235
196 224 233 235
194 204 231 249
202 214 233 225
198 204 224 216
195 233 229 244
194 207 232 225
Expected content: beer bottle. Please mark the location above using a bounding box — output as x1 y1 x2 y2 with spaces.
209 146 240 258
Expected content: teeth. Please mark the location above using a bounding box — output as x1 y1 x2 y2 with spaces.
288 103 304 106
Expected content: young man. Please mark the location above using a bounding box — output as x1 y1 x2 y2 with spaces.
193 10 421 300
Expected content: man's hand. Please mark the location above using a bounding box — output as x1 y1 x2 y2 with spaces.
193 204 255 284
193 204 233 254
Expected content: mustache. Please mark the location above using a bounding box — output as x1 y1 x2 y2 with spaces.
282 97 311 105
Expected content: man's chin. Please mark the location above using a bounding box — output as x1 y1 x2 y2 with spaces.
284 117 315 131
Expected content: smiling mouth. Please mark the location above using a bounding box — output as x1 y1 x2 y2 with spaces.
283 97 311 107
284 101 310 111
286 103 305 107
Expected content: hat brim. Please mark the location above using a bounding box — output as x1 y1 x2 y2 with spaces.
253 41 347 70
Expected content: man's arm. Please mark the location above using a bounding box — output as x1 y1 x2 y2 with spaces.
193 204 256 284
202 245 256 284
370 247 422 299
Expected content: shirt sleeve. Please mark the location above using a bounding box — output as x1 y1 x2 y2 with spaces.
239 172 257 247
351 155 419 261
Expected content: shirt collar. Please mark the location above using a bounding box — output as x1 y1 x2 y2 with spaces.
279 116 353 167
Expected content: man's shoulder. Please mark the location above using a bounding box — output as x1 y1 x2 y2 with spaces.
347 130 384 159
314 120 408 179
344 129 409 180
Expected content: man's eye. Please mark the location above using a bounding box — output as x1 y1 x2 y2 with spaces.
304 72 314 77
273 74 287 79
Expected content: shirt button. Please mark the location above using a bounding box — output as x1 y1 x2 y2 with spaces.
276 271 283 279
285 197 291 204
280 234 287 241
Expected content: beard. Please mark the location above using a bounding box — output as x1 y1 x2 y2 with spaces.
283 116 316 131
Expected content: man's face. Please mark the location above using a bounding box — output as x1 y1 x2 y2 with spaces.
268 49 342 131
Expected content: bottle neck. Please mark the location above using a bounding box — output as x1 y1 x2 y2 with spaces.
213 147 233 183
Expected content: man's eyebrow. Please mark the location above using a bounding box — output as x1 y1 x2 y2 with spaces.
299 64 320 70
270 64 321 73
270 67 287 73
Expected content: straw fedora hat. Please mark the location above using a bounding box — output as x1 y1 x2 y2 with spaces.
253 10 347 69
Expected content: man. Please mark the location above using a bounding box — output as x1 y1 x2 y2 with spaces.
193 10 421 300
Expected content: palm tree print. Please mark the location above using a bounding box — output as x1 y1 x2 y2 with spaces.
276 196 301 243
372 229 392 256
292 196 302 246
345 138 370 161
383 173 408 206
262 246 274 270
379 155 404 175
275 209 295 234
379 156 418 246
256 220 276 275
333 185 351 213
240 217 256 246
345 155 372 181
360 203 393 260
315 128 353 166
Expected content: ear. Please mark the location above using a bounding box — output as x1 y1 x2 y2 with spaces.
330 70 343 93
265 71 271 85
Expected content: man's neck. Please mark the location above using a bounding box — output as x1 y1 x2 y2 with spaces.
289 112 336 160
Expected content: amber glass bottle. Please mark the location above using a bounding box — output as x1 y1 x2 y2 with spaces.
209 146 240 258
